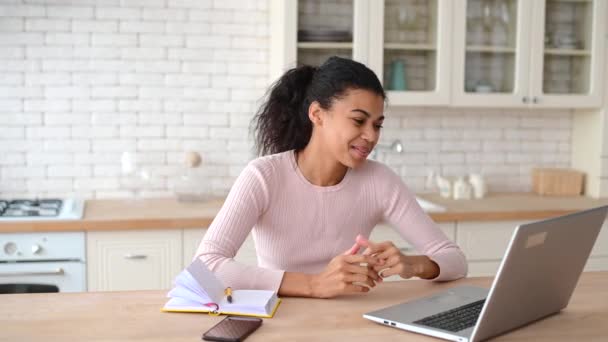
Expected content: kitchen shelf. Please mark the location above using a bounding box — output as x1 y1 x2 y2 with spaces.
544 48 591 56
297 42 353 49
466 45 516 53
384 43 436 51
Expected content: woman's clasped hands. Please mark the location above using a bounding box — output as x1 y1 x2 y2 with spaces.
309 243 383 299
311 234 439 298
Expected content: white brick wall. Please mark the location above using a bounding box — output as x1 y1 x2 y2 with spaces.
0 0 573 199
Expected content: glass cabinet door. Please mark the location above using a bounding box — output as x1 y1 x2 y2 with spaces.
368 0 452 105
526 0 605 107
297 0 354 66
269 0 367 81
463 0 518 94
452 0 531 107
382 0 438 92
539 0 597 98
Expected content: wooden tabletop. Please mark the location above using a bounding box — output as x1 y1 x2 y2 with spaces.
1 272 607 342
1 193 608 233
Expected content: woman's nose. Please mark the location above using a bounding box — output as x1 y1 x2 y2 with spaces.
362 125 379 143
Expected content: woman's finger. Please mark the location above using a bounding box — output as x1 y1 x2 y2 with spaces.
374 245 402 261
374 254 401 271
357 238 394 255
342 253 381 266
343 263 381 281
344 283 371 294
344 242 361 255
344 272 372 284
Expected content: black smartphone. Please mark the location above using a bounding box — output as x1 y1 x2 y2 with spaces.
202 316 263 342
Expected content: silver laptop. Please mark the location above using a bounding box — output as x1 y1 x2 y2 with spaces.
364 205 608 342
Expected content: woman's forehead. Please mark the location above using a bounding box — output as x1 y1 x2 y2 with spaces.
334 89 385 117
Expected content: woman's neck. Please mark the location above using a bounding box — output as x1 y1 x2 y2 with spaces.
295 142 348 187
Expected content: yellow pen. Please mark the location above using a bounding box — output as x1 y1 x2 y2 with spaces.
224 287 233 303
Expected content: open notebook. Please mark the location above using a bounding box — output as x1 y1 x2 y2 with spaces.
162 258 281 318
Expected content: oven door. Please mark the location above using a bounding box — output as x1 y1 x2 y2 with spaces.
0 261 86 293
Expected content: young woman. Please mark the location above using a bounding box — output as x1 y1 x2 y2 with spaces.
195 56 467 299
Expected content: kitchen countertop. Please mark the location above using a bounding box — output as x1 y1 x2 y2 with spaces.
2 272 607 341
1 193 607 233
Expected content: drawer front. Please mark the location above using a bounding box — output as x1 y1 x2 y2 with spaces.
87 230 182 291
456 221 528 261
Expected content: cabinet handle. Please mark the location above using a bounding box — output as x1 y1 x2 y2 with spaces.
124 254 147 260
532 96 539 104
0 268 64 277
522 96 529 104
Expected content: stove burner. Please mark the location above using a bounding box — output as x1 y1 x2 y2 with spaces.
0 199 63 217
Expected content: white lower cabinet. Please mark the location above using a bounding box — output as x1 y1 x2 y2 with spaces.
457 219 608 277
456 220 526 277
183 228 205 267
586 221 608 271
87 217 608 291
86 230 182 291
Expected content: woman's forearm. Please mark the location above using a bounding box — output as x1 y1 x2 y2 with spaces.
278 272 315 297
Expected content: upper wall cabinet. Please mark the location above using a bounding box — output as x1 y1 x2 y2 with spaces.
367 0 453 105
270 0 370 80
270 0 452 106
271 0 606 108
452 0 606 108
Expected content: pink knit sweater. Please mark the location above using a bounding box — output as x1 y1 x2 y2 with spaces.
195 150 467 291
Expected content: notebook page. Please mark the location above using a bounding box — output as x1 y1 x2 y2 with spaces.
168 270 208 301
187 258 225 304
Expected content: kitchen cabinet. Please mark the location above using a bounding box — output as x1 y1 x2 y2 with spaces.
270 0 369 80
456 220 524 277
86 218 608 291
452 0 606 108
270 0 452 106
271 0 606 108
457 219 608 277
367 0 453 105
183 228 204 267
86 230 182 291
584 219 608 271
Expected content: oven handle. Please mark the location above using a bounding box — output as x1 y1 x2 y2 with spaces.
0 268 64 277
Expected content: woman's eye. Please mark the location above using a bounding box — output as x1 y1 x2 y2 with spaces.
353 119 364 125
374 124 384 130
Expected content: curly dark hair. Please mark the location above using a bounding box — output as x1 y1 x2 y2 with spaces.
251 56 386 156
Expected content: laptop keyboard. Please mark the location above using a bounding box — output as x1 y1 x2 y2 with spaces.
413 299 485 332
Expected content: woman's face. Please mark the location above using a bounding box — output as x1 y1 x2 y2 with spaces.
314 88 385 168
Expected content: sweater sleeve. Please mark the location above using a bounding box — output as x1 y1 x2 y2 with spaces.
375 164 467 281
193 160 285 291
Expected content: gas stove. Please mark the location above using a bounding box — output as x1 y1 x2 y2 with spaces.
0 198 85 221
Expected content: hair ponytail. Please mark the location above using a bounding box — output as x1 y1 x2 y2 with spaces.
251 65 316 156
251 56 385 156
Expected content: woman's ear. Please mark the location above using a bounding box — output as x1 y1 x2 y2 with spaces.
308 101 324 126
